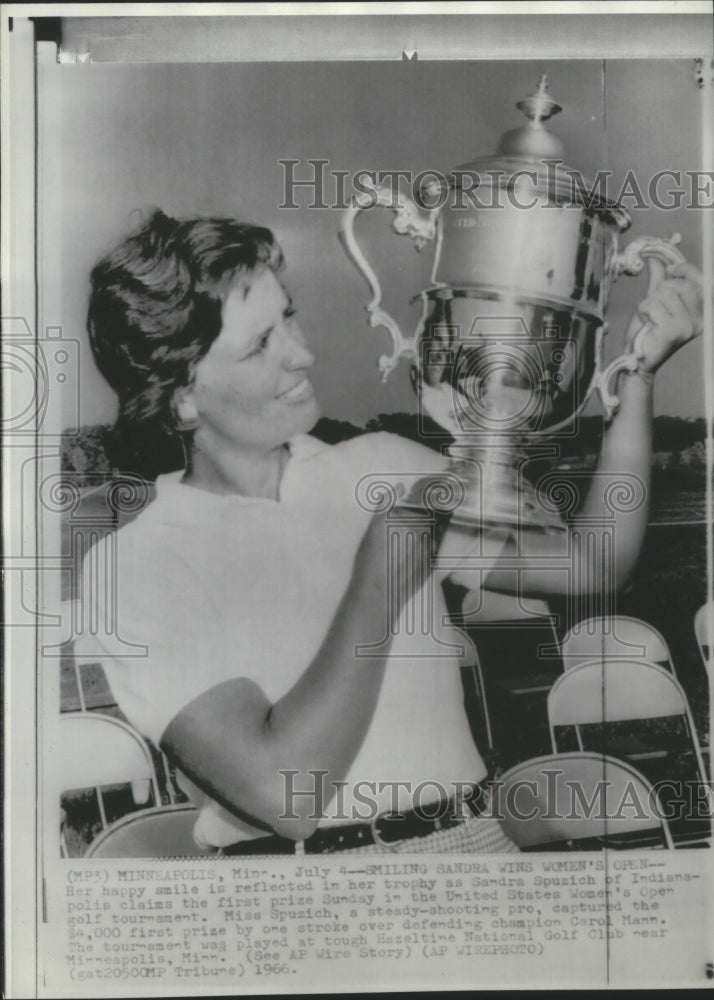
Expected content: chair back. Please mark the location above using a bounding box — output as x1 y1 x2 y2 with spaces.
493 752 674 849
85 805 211 858
560 616 673 672
548 658 686 728
59 712 161 799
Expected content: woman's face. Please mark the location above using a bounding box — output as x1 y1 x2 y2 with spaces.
184 267 320 453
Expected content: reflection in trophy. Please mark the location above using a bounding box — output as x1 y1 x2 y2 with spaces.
340 76 688 532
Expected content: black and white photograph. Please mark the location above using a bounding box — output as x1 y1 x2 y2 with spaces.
3 4 713 995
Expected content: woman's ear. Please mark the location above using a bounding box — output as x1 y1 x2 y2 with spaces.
171 386 200 432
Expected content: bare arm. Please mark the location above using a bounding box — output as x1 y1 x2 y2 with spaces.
482 264 704 599
161 511 430 840
482 370 654 598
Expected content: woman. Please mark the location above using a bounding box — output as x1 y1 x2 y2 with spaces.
80 209 702 855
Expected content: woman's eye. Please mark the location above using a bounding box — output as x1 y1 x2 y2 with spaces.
246 331 271 358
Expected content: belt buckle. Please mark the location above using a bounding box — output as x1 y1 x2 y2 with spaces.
370 811 406 849
460 783 489 819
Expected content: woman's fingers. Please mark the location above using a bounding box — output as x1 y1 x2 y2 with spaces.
626 268 704 372
666 265 705 325
668 261 702 284
636 278 703 335
636 296 682 331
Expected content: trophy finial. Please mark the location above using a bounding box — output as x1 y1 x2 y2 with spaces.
497 75 565 158
516 75 562 125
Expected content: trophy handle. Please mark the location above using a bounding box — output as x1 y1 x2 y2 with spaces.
339 184 439 380
594 234 686 419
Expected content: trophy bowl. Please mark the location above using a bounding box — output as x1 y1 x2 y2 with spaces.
413 290 604 530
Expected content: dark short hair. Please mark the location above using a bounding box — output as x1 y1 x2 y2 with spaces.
87 209 282 476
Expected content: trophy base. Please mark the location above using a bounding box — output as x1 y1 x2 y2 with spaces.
447 483 567 533
449 444 567 534
399 471 566 533
399 445 567 535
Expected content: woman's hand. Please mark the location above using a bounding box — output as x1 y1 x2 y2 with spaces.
625 262 704 375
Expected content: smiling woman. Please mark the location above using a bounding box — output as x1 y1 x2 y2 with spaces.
86 209 286 480
177 268 320 499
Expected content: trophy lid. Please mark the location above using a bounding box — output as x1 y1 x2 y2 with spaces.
497 74 566 159
446 75 631 230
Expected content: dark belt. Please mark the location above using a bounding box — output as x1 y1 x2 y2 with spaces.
221 783 491 856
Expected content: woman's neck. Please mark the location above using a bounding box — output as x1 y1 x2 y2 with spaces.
182 440 289 500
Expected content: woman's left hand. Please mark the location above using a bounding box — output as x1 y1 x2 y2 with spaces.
625 262 704 374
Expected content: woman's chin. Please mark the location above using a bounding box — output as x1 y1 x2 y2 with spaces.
292 395 322 434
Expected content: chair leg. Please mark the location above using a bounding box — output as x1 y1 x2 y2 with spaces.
95 787 108 830
161 753 177 805
472 664 494 752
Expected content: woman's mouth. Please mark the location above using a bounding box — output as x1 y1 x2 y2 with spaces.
278 377 315 403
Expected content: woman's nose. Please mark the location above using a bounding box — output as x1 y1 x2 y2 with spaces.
283 323 316 369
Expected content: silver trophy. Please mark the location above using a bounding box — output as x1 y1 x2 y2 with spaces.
340 76 687 532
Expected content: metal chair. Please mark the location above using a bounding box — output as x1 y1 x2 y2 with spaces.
85 804 212 858
493 752 674 850
58 600 178 803
547 659 710 845
694 600 713 679
559 615 675 673
58 712 162 855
